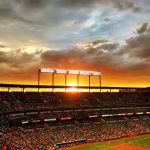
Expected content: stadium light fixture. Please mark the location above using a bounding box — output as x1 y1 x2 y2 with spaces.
68 70 80 75
55 69 67 74
38 68 102 92
40 68 54 73
40 68 101 76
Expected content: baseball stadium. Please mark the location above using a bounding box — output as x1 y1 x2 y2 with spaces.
0 68 150 150
0 0 150 150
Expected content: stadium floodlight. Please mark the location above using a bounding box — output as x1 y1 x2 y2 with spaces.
55 69 67 74
40 68 101 75
68 70 80 75
91 71 101 76
79 70 90 75
40 68 54 73
38 68 102 93
79 70 101 75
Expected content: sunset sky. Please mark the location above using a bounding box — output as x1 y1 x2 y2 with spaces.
0 0 150 87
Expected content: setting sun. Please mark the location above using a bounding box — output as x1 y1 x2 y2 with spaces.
67 87 78 92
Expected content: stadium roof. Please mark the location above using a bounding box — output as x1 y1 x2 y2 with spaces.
0 83 149 89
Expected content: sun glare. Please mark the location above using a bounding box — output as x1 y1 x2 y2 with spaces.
67 82 77 86
67 87 78 92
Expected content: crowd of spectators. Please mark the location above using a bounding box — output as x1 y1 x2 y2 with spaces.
0 92 150 112
1 116 150 150
0 91 149 149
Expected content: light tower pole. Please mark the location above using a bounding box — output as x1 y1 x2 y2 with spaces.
65 73 67 92
89 74 91 92
77 74 80 92
52 72 55 92
99 75 101 93
38 69 40 92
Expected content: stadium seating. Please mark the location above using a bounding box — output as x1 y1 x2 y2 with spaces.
0 91 149 149
0 92 149 112
1 116 150 149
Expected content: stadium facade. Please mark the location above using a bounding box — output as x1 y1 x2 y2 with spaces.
0 69 150 149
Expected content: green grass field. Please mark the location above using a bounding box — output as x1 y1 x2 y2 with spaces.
72 136 150 150
129 136 150 149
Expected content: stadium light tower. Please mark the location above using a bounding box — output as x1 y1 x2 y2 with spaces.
65 73 67 92
38 69 40 92
38 68 102 92
77 74 80 92
99 75 101 93
38 68 54 92
89 74 91 92
52 72 55 92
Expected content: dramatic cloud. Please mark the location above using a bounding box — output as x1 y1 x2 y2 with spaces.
0 8 33 25
0 0 150 86
18 0 49 9
118 23 150 61
137 22 150 34
125 35 150 60
0 49 40 72
57 0 140 12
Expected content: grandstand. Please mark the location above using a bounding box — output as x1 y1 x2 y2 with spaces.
0 69 150 150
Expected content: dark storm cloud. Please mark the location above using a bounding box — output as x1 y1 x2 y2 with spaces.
117 23 150 61
41 50 65 62
83 40 119 54
124 34 150 60
98 43 119 50
0 0 142 13
0 0 49 10
92 40 108 46
17 0 49 9
40 40 119 70
137 22 150 34
57 0 140 12
113 0 140 12
0 49 37 68
41 40 119 65
41 49 86 63
0 8 34 25
86 48 104 56
82 40 110 51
